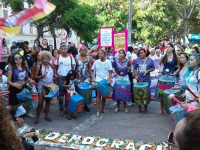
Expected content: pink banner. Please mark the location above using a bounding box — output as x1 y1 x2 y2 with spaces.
113 30 128 54
98 26 114 48
0 37 3 62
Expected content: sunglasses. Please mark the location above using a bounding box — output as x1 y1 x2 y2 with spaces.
168 132 179 150
14 57 22 60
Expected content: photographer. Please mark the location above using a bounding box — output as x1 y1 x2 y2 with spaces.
10 105 38 150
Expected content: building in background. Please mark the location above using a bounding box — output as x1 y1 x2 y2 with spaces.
0 2 79 49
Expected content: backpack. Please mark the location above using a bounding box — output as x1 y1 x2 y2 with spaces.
57 54 72 66
39 64 53 74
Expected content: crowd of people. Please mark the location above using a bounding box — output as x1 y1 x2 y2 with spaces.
0 38 200 150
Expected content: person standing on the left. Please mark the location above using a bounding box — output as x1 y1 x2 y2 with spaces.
54 44 76 117
0 38 10 72
7 51 30 106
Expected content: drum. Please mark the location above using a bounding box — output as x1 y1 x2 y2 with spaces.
113 80 131 102
163 89 181 114
133 82 150 105
77 83 92 105
68 94 84 113
169 104 186 128
155 75 175 100
96 79 113 98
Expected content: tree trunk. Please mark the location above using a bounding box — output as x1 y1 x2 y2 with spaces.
53 33 57 49
128 0 133 45
37 33 41 40
183 18 188 43
173 31 176 43
37 26 41 39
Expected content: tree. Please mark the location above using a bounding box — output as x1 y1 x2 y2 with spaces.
170 0 197 36
187 0 200 34
2 0 99 43
79 0 129 35
132 0 180 45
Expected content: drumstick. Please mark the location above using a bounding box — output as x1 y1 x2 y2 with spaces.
136 78 142 82
169 94 182 105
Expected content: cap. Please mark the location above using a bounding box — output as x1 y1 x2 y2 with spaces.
12 41 17 45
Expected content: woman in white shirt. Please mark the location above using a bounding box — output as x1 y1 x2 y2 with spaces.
149 48 158 61
91 49 113 118
155 49 162 61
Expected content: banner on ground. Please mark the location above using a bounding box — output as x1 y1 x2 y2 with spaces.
113 30 128 54
33 129 167 150
0 0 56 38
150 61 162 96
98 26 114 48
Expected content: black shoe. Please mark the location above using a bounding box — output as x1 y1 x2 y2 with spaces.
84 105 90 112
66 116 71 120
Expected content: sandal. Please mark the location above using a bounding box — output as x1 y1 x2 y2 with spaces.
158 110 163 115
66 116 71 120
59 111 64 117
34 120 40 125
96 112 100 118
71 115 77 119
102 110 107 114
145 110 149 114
45 118 52 122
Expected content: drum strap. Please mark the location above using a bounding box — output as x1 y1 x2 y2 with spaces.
196 68 200 90
138 58 148 82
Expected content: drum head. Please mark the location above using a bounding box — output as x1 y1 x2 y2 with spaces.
133 82 149 88
159 75 175 83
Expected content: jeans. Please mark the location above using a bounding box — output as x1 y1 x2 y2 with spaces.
22 141 34 150
128 72 134 103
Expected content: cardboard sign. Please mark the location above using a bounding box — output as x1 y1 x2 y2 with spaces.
98 26 114 48
113 30 128 54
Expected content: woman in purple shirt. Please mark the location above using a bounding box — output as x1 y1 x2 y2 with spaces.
133 49 155 114
112 49 131 113
7 51 30 106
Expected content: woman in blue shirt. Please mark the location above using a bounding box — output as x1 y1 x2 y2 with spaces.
133 49 155 114
158 43 179 75
158 43 179 115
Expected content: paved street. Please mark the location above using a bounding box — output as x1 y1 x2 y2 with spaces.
26 98 173 150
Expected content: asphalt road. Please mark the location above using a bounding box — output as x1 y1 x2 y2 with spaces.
25 98 173 150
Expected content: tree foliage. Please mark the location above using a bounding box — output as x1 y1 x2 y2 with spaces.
80 0 129 34
132 0 180 45
3 0 200 44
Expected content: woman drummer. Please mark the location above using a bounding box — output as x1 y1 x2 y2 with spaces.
133 49 155 114
91 49 112 118
158 43 179 76
181 53 200 102
112 49 131 113
158 43 179 114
